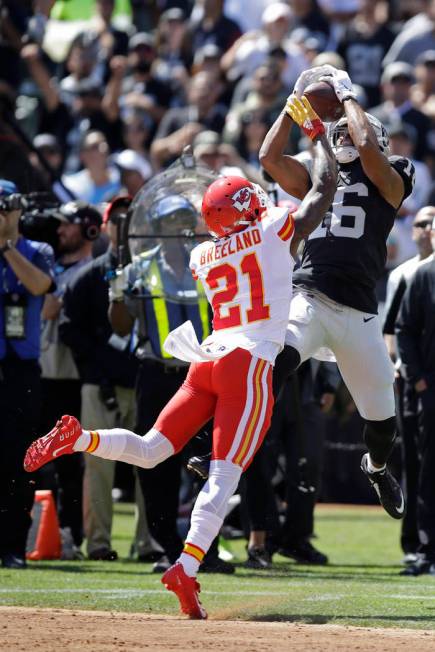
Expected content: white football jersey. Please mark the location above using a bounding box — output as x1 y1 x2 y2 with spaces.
190 206 295 363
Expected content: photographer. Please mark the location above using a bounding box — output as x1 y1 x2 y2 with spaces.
39 201 102 558
60 197 148 561
0 180 54 569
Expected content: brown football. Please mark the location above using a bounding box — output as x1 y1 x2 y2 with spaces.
303 80 344 122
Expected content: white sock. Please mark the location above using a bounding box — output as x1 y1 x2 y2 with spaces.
73 431 91 451
367 454 386 474
178 552 200 577
73 427 174 468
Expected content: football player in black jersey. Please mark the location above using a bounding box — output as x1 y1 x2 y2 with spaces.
260 65 416 521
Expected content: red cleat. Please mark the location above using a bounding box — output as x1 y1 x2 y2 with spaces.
24 415 82 472
162 563 208 620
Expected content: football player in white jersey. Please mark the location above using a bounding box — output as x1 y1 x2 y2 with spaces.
24 96 336 619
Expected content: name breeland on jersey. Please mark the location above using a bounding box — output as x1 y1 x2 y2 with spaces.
199 228 262 266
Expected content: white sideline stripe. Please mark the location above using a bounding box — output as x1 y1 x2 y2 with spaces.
0 589 434 600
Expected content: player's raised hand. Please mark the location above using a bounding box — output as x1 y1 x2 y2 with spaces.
293 64 337 98
284 95 325 140
319 68 356 103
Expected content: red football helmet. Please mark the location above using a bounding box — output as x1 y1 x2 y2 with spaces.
201 176 264 238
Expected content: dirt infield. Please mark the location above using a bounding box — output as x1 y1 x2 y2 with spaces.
2 607 435 651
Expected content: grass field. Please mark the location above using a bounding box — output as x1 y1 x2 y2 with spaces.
1 504 434 630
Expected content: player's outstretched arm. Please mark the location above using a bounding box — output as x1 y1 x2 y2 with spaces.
321 67 405 208
259 106 310 201
286 96 337 257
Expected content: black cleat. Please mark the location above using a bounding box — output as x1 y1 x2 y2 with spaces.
199 557 235 574
244 546 272 570
1 554 26 569
361 453 406 520
187 453 211 481
278 539 328 565
400 555 435 576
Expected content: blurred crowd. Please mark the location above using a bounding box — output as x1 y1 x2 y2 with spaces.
1 0 435 572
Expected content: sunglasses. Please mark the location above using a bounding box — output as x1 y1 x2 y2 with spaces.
414 220 434 229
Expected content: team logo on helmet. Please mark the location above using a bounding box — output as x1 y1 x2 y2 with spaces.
231 186 254 212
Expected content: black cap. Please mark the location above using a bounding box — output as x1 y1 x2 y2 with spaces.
55 201 102 226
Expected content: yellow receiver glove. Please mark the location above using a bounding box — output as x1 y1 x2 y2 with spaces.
284 95 325 140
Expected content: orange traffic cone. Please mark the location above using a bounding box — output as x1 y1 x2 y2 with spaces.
26 490 61 560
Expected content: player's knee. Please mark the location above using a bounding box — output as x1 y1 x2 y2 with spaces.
137 428 173 468
363 416 397 466
195 460 242 518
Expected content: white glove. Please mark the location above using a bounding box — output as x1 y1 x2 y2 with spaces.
293 64 338 98
319 68 357 103
108 267 129 302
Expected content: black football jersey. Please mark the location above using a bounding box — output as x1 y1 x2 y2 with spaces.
293 156 415 314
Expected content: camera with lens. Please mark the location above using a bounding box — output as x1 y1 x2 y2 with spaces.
0 194 25 213
17 192 62 247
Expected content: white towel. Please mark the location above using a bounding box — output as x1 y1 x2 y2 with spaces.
164 321 237 363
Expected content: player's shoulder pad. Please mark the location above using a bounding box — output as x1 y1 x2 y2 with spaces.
264 206 295 241
388 156 415 199
189 238 212 273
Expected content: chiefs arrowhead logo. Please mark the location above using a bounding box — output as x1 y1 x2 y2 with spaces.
231 186 254 212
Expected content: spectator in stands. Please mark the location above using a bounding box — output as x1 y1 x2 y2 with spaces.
120 33 172 125
316 0 360 50
230 109 271 169
224 60 287 144
221 2 308 88
58 33 102 107
21 46 123 172
62 130 121 204
186 0 242 57
383 0 435 67
0 0 55 88
289 0 330 48
113 149 153 197
369 61 431 161
92 0 129 61
337 0 396 107
151 71 227 169
0 180 55 569
39 201 103 560
31 134 64 187
121 109 154 156
387 122 432 268
153 7 190 102
192 130 264 184
191 43 221 77
412 49 435 112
